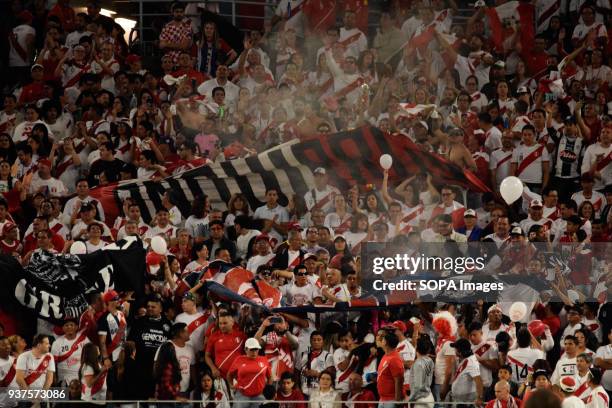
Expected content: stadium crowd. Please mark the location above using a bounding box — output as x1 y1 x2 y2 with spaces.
1 0 612 406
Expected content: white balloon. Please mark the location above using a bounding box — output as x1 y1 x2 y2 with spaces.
70 241 87 255
509 302 527 322
500 176 523 204
379 154 393 170
150 236 168 255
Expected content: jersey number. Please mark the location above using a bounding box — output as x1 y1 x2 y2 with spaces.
515 363 528 380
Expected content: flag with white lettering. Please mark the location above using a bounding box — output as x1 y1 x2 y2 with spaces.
0 237 146 323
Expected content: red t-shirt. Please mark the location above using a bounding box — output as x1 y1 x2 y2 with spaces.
205 327 246 376
377 350 404 401
228 355 271 397
276 388 306 408
520 50 548 77
19 82 46 105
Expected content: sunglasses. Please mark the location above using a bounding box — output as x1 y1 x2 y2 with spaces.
295 272 307 276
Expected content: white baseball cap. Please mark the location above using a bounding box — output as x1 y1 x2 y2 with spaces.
245 338 261 350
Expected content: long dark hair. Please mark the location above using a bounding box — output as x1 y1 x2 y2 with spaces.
195 370 218 405
79 343 101 381
154 341 181 385
116 341 136 382
191 195 209 218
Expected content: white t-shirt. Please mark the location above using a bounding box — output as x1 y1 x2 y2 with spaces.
28 175 68 197
173 342 195 392
246 253 275 273
15 350 55 389
484 127 503 152
595 344 612 390
511 143 550 184
9 24 35 67
333 347 357 393
451 355 481 396
581 142 612 190
253 204 289 242
0 355 18 408
397 338 416 386
80 364 107 400
435 340 456 385
50 331 90 385
472 341 498 387
507 347 545 383
338 27 367 59
236 229 260 260
490 149 514 189
571 190 605 217
563 396 586 408
280 282 320 306
551 355 578 385
174 311 209 354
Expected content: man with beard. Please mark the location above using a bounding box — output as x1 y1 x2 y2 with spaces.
159 2 193 65
128 295 171 399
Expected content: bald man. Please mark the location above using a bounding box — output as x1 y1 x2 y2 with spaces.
485 380 520 408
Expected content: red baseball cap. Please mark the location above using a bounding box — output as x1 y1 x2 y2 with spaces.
384 320 408 334
102 290 120 303
2 222 17 236
38 158 52 169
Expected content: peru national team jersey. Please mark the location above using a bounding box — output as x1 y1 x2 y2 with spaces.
377 350 405 401
228 355 271 397
205 327 246 377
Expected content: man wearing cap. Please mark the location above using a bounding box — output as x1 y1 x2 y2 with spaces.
304 167 340 215
556 376 586 408
51 318 90 386
457 209 483 242
71 202 113 241
482 305 513 344
385 320 416 395
56 43 93 88
520 199 553 235
572 174 606 218
97 290 128 364
450 338 484 407
17 64 46 105
0 221 22 257
159 2 193 65
227 337 272 406
27 158 68 197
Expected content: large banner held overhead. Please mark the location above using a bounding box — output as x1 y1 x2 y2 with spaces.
90 126 490 223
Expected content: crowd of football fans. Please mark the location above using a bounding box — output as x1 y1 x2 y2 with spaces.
1 0 612 406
